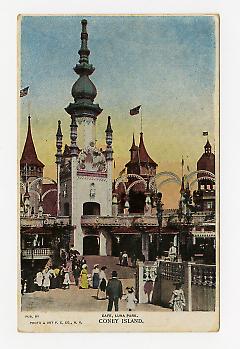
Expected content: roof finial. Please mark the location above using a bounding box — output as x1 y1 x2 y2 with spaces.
79 19 90 64
56 120 63 138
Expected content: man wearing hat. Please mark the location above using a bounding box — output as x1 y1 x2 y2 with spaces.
106 271 123 311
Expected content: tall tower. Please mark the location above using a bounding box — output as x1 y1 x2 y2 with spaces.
20 115 45 214
59 20 113 255
20 115 44 183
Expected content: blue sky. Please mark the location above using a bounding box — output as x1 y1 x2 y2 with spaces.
20 15 217 207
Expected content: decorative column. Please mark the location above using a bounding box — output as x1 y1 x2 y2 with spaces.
99 231 107 256
23 183 31 217
124 197 129 216
105 116 113 215
55 120 63 216
141 233 149 261
38 195 43 218
70 116 82 252
112 193 118 216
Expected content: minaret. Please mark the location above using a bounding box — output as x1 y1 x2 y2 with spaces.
55 120 63 216
64 19 103 253
65 19 102 149
105 116 113 214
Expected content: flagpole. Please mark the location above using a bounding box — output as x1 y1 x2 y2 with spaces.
140 106 143 133
27 99 31 116
181 155 184 178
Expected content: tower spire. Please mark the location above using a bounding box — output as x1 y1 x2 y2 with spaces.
79 19 90 65
105 116 113 161
55 120 63 164
65 19 102 119
20 115 44 169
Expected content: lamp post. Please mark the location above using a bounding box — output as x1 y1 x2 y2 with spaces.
156 191 164 258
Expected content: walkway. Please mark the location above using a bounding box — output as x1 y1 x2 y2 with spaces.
21 281 169 312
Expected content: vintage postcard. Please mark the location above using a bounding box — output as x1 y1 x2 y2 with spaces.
18 14 219 332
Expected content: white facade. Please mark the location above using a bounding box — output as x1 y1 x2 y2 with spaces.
59 118 113 255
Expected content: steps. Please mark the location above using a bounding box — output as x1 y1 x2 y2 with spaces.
77 255 136 280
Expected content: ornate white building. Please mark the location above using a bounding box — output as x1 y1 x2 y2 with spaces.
56 20 113 255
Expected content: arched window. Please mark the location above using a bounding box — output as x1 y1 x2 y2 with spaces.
83 202 100 215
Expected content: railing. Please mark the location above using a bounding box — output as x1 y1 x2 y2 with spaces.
191 263 216 287
159 261 185 283
21 248 53 259
81 212 215 227
81 215 160 227
136 260 216 311
21 216 70 227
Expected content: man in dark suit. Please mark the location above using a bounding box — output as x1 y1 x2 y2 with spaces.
106 271 123 311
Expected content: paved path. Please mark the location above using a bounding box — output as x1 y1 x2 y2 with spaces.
21 279 170 312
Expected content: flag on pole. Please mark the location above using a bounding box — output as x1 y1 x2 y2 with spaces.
203 131 208 136
130 105 141 116
20 86 29 97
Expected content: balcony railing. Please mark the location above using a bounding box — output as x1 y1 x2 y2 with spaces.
21 248 53 259
20 216 70 227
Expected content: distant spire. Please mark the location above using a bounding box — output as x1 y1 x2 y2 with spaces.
105 115 113 135
20 115 44 168
56 120 63 138
105 116 113 161
55 120 63 164
204 139 212 154
131 133 136 147
180 176 185 194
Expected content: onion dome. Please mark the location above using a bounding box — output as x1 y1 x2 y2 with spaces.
65 19 102 119
197 139 215 174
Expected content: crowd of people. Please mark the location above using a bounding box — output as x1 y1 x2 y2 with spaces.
21 247 189 312
21 250 139 312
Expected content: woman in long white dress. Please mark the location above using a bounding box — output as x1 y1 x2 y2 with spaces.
42 267 51 292
35 270 43 291
169 283 186 311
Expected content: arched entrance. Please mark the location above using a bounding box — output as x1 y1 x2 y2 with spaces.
83 202 100 215
83 236 99 255
129 191 145 214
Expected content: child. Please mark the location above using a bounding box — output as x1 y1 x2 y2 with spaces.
169 282 186 311
62 271 70 289
125 287 138 311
